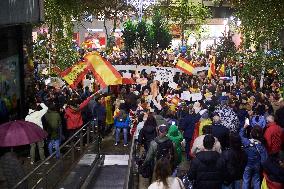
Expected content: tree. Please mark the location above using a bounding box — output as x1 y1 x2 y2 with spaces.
231 0 284 49
216 31 237 64
122 20 137 59
156 0 210 46
136 20 148 60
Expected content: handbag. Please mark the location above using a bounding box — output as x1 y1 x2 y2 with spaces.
138 161 153 178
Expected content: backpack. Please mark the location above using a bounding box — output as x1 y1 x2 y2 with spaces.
155 138 174 161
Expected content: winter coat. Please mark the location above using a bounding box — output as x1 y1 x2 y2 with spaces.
134 121 144 140
263 156 284 186
148 177 185 189
191 135 221 156
179 113 201 139
114 116 130 128
188 151 224 189
138 124 157 151
144 136 174 164
25 103 48 129
167 125 183 164
239 128 268 167
237 109 249 128
214 105 240 132
264 122 284 154
43 110 62 139
65 96 92 130
211 124 230 150
93 103 106 121
251 115 266 128
221 148 247 184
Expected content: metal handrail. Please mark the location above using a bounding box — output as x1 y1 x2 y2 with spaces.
12 121 99 189
124 136 136 189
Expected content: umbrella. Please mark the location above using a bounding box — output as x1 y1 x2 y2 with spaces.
214 105 240 132
0 120 48 147
45 77 65 88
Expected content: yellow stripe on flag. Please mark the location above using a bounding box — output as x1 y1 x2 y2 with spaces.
176 58 195 75
62 62 88 86
85 53 122 87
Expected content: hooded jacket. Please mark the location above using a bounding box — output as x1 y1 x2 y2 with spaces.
65 95 93 130
167 124 183 164
188 151 224 189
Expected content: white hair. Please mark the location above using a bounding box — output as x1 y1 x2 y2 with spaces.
266 115 274 123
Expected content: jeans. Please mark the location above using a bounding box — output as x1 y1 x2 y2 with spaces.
48 139 60 159
30 140 45 162
222 180 241 189
115 127 128 144
242 165 260 189
185 137 191 160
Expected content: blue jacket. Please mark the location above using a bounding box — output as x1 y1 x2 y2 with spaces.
239 128 268 167
114 116 130 128
179 113 201 139
93 104 106 121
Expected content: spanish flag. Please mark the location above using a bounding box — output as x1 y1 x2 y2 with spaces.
85 52 122 88
219 63 225 77
208 56 216 78
60 61 89 89
175 57 195 75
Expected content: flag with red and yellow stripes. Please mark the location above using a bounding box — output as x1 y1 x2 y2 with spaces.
175 57 195 75
60 61 89 89
219 63 225 77
208 56 216 78
85 52 122 88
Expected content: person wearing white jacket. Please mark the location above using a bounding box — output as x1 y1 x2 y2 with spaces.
25 102 48 164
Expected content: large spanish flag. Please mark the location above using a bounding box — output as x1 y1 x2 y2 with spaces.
60 61 89 89
208 55 216 78
85 52 122 88
175 57 195 75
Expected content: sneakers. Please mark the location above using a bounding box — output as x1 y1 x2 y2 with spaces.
114 143 118 146
44 161 50 165
123 143 128 147
30 161 34 165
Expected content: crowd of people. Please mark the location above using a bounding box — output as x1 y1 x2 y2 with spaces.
1 50 284 189
23 64 284 188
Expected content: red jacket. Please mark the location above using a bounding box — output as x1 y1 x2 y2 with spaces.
264 122 284 154
65 96 93 130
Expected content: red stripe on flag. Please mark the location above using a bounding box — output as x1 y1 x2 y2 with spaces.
176 65 193 75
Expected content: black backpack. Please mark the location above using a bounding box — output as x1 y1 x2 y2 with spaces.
155 138 174 161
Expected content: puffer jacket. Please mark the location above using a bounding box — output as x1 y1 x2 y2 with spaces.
188 151 224 189
114 116 130 128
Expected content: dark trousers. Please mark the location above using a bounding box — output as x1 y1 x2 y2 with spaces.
185 137 191 160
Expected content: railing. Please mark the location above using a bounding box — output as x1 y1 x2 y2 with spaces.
12 121 101 189
124 136 137 189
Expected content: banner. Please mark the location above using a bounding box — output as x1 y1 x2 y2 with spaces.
60 61 89 89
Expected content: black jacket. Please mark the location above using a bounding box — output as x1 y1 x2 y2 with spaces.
221 149 247 184
138 125 157 151
212 124 229 149
188 151 224 189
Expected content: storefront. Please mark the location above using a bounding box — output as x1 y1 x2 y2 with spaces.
0 0 43 122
